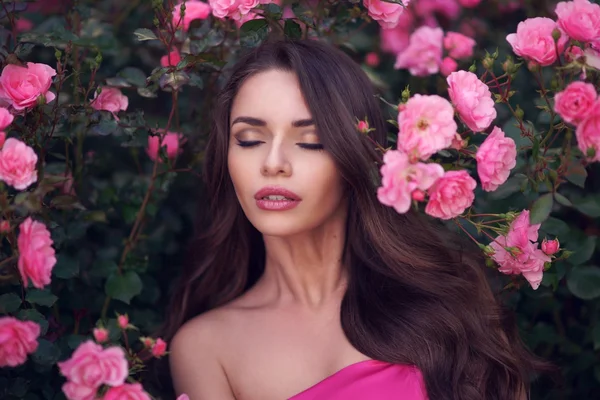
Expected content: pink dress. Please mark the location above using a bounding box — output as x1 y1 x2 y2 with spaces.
288 360 428 400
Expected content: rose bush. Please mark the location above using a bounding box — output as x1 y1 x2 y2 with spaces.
0 0 599 399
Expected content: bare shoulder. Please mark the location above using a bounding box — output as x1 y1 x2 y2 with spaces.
169 307 240 399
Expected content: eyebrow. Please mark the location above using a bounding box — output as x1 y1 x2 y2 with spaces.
230 116 315 128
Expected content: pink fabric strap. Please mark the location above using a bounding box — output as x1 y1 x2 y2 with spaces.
289 360 428 400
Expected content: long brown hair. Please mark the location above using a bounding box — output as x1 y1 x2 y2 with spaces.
160 38 546 399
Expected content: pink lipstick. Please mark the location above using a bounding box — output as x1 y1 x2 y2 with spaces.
254 186 302 211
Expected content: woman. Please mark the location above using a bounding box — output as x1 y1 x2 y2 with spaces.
162 39 544 400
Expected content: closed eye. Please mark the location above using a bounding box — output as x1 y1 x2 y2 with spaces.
236 140 263 148
298 143 324 151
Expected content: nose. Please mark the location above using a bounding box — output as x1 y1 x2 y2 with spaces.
261 141 292 177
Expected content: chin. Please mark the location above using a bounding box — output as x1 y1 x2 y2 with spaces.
247 213 318 238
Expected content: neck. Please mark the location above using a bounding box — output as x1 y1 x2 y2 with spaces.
258 209 348 308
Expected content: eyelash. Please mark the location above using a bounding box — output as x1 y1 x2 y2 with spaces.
235 140 324 151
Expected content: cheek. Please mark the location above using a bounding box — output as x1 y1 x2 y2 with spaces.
227 149 249 194
301 157 345 205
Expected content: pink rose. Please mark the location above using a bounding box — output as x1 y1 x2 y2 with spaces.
554 81 598 125
151 338 168 357
176 395 190 400
395 26 444 76
209 0 239 19
425 170 476 219
506 17 568 66
475 127 517 192
357 120 370 133
443 32 476 60
0 107 13 130
363 0 410 29
238 0 260 15
397 94 457 160
161 49 182 67
173 0 211 30
91 87 128 116
0 138 38 190
0 131 4 148
565 45 585 62
440 57 458 76
380 10 414 55
58 341 128 393
0 317 40 367
377 150 444 214
447 70 497 132
62 383 97 400
365 52 380 67
541 238 560 255
458 0 481 7
0 220 9 233
576 102 600 161
15 18 34 32
93 328 109 343
117 314 129 329
104 384 151 400
584 45 600 69
17 217 56 289
146 132 185 162
414 0 460 21
556 0 600 43
381 26 411 55
489 210 551 290
0 63 56 111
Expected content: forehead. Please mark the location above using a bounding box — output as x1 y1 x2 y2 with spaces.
230 69 312 124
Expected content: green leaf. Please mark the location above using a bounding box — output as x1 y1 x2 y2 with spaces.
53 254 79 279
32 339 61 366
502 117 530 148
0 293 22 313
529 193 553 224
239 19 269 48
90 119 120 136
118 67 147 88
554 192 572 207
572 195 600 218
26 289 58 307
105 271 143 304
565 162 587 188
10 377 29 397
541 217 570 238
567 266 600 300
67 334 87 350
133 28 157 41
284 19 302 39
567 236 596 265
17 309 48 335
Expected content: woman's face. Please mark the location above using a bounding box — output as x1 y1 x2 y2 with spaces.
227 69 346 237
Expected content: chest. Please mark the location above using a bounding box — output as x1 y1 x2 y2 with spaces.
222 309 368 400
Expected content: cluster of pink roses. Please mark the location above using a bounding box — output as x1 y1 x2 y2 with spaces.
54 315 171 400
0 62 57 191
377 70 515 220
554 78 600 162
0 316 40 367
170 0 275 30
378 0 482 77
506 0 600 161
89 86 184 162
506 0 599 69
489 210 558 290
0 62 58 292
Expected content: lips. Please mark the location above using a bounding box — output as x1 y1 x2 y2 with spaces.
254 187 302 201
254 186 301 211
